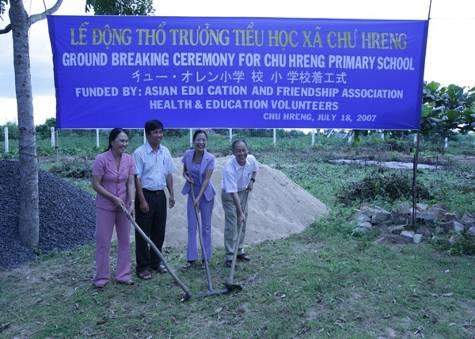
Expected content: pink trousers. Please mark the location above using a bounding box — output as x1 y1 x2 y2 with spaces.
94 208 131 287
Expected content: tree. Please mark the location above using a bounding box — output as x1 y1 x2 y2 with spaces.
0 0 64 248
86 0 154 15
0 0 154 248
421 82 475 143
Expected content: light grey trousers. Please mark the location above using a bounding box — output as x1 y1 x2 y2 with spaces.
222 189 249 261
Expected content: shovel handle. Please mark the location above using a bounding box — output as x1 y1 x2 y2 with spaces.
190 183 214 291
120 206 192 299
227 191 249 285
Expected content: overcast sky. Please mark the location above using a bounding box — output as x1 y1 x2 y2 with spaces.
0 0 474 124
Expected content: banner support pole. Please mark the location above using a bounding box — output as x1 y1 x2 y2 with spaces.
410 0 433 229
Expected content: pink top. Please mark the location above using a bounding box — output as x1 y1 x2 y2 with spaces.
92 150 136 211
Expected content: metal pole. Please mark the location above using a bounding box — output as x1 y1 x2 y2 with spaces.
55 129 60 162
347 131 353 144
50 127 55 148
229 128 232 142
411 132 421 229
4 126 9 154
410 0 432 229
96 129 100 148
273 128 276 146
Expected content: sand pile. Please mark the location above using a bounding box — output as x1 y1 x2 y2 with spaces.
164 156 329 248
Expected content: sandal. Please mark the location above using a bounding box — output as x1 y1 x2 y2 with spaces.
137 270 152 280
116 279 134 285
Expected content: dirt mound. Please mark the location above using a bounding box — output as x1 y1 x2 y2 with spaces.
0 157 328 268
0 161 96 269
165 157 329 249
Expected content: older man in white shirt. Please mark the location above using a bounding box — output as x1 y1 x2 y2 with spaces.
221 139 259 267
133 120 176 280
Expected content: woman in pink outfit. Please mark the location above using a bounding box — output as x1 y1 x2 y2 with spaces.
92 128 136 288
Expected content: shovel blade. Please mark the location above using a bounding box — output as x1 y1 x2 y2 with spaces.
224 282 243 292
196 288 231 298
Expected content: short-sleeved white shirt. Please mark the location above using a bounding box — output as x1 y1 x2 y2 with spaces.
133 143 176 190
221 154 259 193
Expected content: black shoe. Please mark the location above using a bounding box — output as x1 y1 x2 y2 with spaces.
237 253 251 262
157 263 168 274
224 260 233 267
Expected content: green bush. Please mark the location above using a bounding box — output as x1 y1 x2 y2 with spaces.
36 118 56 139
49 159 92 178
337 168 432 205
2 122 19 140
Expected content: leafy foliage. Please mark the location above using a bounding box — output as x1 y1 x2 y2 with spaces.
421 82 475 138
0 0 7 17
86 0 154 15
337 168 432 205
49 159 92 178
36 118 56 139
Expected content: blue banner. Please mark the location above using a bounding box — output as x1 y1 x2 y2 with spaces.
47 16 428 129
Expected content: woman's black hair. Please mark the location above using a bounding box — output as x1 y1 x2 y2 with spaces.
192 129 208 141
104 128 128 152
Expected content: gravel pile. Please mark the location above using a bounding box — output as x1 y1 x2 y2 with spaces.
0 160 96 269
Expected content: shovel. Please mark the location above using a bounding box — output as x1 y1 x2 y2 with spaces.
120 205 192 301
223 193 248 293
190 183 229 297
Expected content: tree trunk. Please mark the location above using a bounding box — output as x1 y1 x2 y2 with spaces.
10 0 39 248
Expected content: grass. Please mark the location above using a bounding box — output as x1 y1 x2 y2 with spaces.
1 135 474 337
1 221 474 337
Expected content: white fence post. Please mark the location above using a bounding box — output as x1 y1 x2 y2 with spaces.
229 128 232 142
96 129 100 148
143 129 146 144
348 131 353 144
189 128 193 147
50 127 56 148
444 137 448 150
311 129 315 146
4 126 9 154
273 128 276 146
380 130 385 140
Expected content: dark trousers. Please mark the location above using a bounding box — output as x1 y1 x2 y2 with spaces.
135 189 167 273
